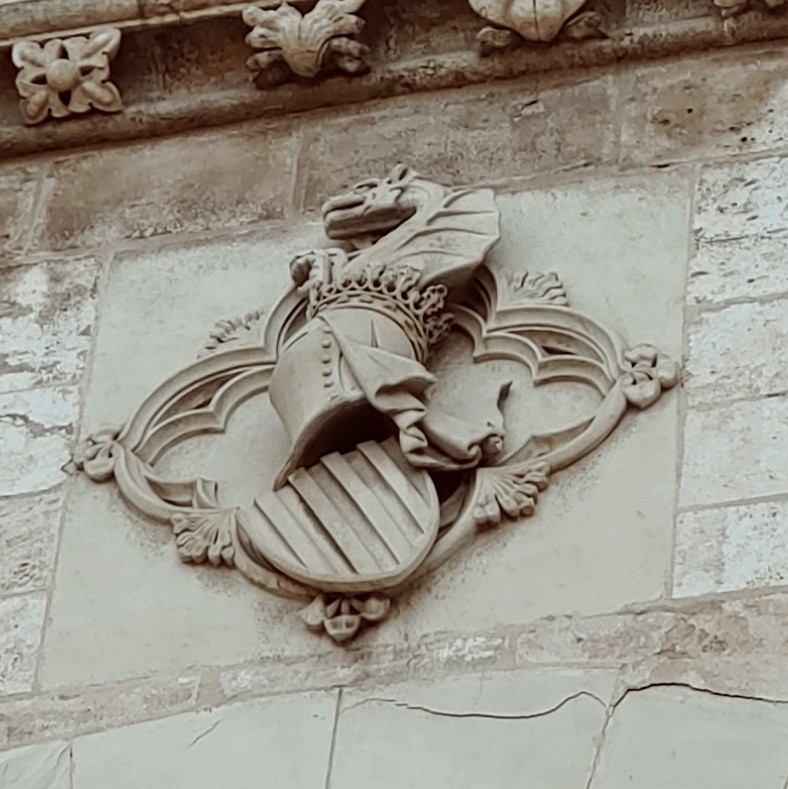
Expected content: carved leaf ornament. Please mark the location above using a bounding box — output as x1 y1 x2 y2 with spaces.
76 165 678 643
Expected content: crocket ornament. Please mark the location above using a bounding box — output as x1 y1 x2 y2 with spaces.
76 165 678 644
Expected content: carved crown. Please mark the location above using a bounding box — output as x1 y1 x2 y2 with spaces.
305 262 453 361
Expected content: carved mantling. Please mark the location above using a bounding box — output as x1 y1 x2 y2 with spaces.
75 165 679 644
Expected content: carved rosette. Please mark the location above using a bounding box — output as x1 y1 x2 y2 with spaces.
75 168 679 644
11 28 122 125
243 0 369 87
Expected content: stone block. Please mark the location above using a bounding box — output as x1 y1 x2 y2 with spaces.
0 593 46 696
71 691 337 789
0 489 63 595
0 741 70 789
297 75 618 211
688 233 788 305
694 155 788 242
620 50 788 165
0 258 101 394
590 686 788 788
680 396 788 508
32 124 297 252
674 501 788 596
685 298 788 406
332 670 615 788
0 165 40 262
363 172 687 643
0 386 79 497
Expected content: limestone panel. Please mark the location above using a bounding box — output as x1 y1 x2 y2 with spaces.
331 670 615 788
31 124 297 252
0 593 46 696
0 741 70 789
0 258 101 394
685 298 788 406
0 489 63 595
80 226 322 429
72 691 337 789
590 686 788 788
297 76 618 211
56 171 686 678
695 155 788 242
674 501 788 596
680 396 788 508
364 172 687 643
688 233 788 305
38 477 327 688
620 49 788 165
0 386 79 497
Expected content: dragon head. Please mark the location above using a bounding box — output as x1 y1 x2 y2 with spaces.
321 163 419 241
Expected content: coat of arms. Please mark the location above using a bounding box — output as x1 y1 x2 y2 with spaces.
76 165 678 643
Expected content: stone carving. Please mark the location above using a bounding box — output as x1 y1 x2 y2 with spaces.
469 0 605 54
243 0 369 87
75 165 678 643
11 28 122 125
713 0 786 15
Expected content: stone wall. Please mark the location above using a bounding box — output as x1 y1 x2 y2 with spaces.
1 38 787 787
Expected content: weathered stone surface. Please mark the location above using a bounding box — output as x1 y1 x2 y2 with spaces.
680 396 788 508
332 670 614 788
590 686 788 788
0 489 63 595
71 691 337 789
688 233 788 305
517 593 788 702
0 673 199 749
694 155 788 242
624 0 713 26
0 165 40 262
674 501 788 596
0 386 79 497
0 258 101 394
620 49 788 165
685 298 788 406
298 76 618 211
0 741 70 789
0 593 46 696
31 125 297 252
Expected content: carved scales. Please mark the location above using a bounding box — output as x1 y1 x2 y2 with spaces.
75 165 678 644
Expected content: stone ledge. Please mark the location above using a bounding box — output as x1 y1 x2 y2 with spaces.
0 0 285 45
0 1 786 159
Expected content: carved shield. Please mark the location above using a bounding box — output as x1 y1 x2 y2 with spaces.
244 438 440 592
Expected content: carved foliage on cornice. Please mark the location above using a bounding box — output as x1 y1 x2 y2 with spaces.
11 27 122 125
243 0 369 87
469 0 606 54
714 0 786 16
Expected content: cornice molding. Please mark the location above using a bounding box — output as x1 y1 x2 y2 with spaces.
0 0 786 157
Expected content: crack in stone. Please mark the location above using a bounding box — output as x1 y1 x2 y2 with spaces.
185 718 222 748
614 681 788 708
343 689 607 721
